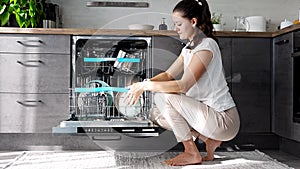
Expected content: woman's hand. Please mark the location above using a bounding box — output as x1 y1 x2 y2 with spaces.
126 82 145 105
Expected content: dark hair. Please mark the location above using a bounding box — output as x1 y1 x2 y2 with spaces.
173 0 216 41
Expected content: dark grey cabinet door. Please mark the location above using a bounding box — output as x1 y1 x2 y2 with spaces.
218 37 232 91
152 36 184 77
232 38 271 132
273 33 293 137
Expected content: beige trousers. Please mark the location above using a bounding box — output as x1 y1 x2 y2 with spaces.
149 93 240 142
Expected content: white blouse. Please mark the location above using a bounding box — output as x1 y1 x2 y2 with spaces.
180 38 236 112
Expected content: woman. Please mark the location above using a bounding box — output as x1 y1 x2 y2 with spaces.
126 0 240 166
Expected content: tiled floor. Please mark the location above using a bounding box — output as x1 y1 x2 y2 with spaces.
262 150 300 169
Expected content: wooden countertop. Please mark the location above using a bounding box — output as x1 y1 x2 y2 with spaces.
0 23 299 37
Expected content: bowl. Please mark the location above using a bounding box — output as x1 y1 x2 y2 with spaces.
128 24 154 30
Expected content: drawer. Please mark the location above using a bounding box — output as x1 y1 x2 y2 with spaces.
88 130 177 151
0 53 70 93
0 93 69 133
0 34 70 54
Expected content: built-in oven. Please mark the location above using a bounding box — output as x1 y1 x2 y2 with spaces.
52 35 178 151
292 30 300 123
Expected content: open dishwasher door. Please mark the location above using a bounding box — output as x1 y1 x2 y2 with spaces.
52 35 178 151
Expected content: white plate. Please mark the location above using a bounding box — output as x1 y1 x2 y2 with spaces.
115 92 142 118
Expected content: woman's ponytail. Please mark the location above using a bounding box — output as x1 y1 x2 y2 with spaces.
198 0 215 39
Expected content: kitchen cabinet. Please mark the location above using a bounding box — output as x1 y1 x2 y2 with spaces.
273 32 293 137
0 34 71 133
273 32 300 143
217 37 272 133
0 35 70 54
0 94 68 133
231 38 271 133
0 53 69 93
218 38 232 91
152 36 184 77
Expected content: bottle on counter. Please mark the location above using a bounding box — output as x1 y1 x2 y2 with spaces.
298 8 300 21
159 18 168 30
293 8 300 25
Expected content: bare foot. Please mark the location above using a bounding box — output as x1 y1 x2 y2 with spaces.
164 151 202 166
203 138 222 161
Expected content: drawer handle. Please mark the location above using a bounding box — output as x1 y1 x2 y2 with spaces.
17 40 44 47
275 39 289 45
92 135 121 141
17 100 43 107
225 73 242 83
292 51 300 58
17 60 44 67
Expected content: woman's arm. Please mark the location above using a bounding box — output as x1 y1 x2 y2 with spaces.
144 50 213 93
127 50 212 105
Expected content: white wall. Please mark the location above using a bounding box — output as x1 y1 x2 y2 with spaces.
50 0 300 31
208 0 300 31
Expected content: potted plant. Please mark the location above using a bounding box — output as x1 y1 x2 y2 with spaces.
211 12 223 31
0 0 44 28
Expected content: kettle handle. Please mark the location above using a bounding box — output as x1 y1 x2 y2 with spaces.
245 18 250 32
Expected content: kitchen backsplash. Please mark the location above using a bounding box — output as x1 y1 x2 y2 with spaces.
48 0 299 31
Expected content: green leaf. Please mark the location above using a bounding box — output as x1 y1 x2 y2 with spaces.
0 11 10 26
30 17 35 27
15 13 25 27
25 19 30 28
29 0 35 11
1 0 10 4
8 4 14 12
29 10 34 17
14 4 20 12
18 10 24 17
15 13 21 27
20 0 26 5
0 4 7 15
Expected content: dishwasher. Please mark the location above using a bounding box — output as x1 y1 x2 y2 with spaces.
52 35 178 151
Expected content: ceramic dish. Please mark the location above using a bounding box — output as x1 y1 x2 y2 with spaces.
115 92 142 118
128 24 154 30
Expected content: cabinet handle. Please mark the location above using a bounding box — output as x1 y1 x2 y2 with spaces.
16 100 43 107
275 39 289 45
226 73 242 83
91 135 121 141
17 60 44 67
16 40 44 47
291 51 300 58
